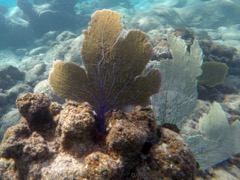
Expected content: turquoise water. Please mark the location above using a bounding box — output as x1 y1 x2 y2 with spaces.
0 0 15 7
0 0 34 7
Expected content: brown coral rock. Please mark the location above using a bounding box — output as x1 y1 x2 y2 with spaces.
0 123 30 159
129 106 159 145
60 101 96 140
0 124 56 179
107 120 146 156
58 101 97 155
83 152 123 179
49 102 62 117
0 158 19 180
16 92 54 132
133 128 196 180
41 153 85 179
0 93 196 179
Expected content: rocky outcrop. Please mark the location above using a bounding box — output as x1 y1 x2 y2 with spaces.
0 92 196 179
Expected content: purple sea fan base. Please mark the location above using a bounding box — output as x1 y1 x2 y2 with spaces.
95 109 108 133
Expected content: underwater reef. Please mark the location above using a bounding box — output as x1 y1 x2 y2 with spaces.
1 1 240 178
0 9 197 179
0 92 196 179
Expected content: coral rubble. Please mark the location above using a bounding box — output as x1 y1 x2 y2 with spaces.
0 93 196 179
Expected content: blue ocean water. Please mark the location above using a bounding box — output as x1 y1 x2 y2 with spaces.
0 0 16 7
0 0 34 7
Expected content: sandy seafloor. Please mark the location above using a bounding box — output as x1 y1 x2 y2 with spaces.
1 0 240 179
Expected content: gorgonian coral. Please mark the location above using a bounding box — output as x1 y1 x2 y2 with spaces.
49 9 161 133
